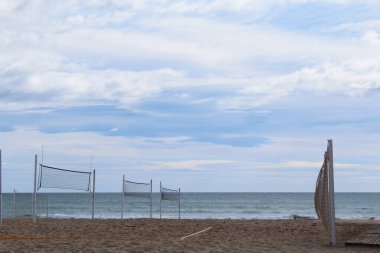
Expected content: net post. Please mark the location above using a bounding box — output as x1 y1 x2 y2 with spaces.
41 145 44 164
150 179 153 219
160 181 162 219
0 149 2 226
92 169 96 219
178 188 181 220
121 175 125 219
13 189 16 217
327 140 336 246
32 154 37 224
46 195 49 218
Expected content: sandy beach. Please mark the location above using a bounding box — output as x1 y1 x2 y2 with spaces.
0 218 378 252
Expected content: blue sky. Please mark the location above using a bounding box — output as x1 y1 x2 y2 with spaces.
1 0 380 192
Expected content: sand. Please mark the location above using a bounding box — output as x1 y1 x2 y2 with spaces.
0 218 379 252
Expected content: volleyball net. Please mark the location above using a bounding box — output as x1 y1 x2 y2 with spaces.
160 182 180 219
33 159 96 223
38 165 91 191
122 177 152 218
314 140 336 246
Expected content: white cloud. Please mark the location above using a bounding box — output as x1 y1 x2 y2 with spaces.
0 66 183 110
1 0 380 193
153 159 233 170
1 0 379 112
361 31 380 47
225 57 380 109
1 125 380 191
255 160 362 169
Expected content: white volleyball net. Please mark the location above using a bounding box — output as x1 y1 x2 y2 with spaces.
123 180 152 198
160 183 180 219
161 187 179 201
122 179 152 218
38 165 91 191
34 164 95 222
315 152 330 230
314 140 336 246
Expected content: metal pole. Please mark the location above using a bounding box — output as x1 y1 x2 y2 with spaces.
13 189 16 217
150 179 152 219
121 175 125 219
41 145 44 165
328 139 336 246
32 154 37 224
178 188 181 220
92 169 96 219
160 181 162 219
46 195 49 218
0 149 2 226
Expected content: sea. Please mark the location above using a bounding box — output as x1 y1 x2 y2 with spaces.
1 192 379 220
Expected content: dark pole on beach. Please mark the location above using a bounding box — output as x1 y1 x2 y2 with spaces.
160 181 162 219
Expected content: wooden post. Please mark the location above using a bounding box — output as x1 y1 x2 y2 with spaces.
328 140 336 246
160 181 162 219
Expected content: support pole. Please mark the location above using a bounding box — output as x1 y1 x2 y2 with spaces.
160 181 162 219
328 139 336 246
0 149 2 226
150 179 152 219
13 189 16 217
32 154 37 224
92 169 96 219
178 188 181 220
41 145 44 164
121 175 125 219
46 195 49 218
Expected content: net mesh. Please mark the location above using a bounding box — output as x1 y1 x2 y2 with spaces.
38 165 91 191
123 180 151 198
314 151 331 232
161 187 179 201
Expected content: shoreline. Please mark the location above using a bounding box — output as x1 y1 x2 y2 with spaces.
3 215 380 221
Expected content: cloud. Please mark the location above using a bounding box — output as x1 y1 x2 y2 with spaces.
255 160 363 169
227 57 380 109
1 125 380 191
1 0 380 112
361 31 380 47
0 67 183 110
1 0 380 192
152 159 233 170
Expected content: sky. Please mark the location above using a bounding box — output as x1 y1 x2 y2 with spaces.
1 0 380 192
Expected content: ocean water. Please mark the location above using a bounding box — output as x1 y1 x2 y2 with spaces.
1 192 379 220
